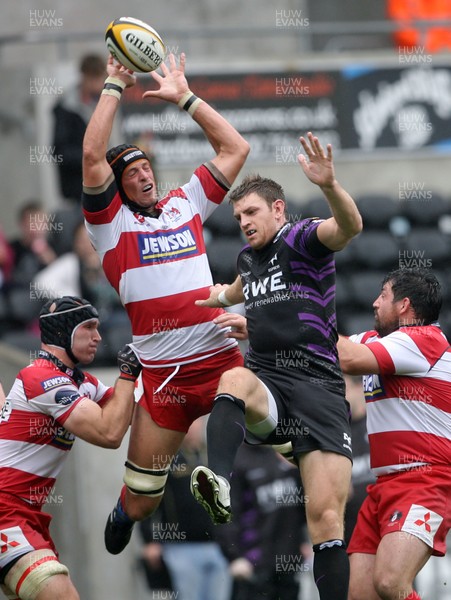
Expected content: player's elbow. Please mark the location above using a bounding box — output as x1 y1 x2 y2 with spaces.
335 220 363 251
339 355 369 376
82 148 96 169
342 215 363 242
238 138 251 160
99 426 127 449
225 136 250 162
352 214 363 237
339 356 355 375
102 434 123 449
82 139 102 170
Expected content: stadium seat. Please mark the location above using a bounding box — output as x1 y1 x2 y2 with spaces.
351 231 401 270
402 229 450 267
341 312 375 337
356 193 400 229
335 274 353 310
334 240 356 273
347 270 387 310
207 237 246 284
302 196 333 220
205 201 241 237
436 270 451 304
401 191 450 227
284 199 304 224
438 311 451 342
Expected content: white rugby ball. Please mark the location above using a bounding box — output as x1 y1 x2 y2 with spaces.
105 17 166 73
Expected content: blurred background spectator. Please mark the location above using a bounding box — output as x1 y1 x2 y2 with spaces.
1 201 58 340
9 200 57 288
52 54 105 203
52 53 122 204
33 221 124 321
0 225 13 292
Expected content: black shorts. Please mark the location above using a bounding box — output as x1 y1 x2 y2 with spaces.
254 368 352 462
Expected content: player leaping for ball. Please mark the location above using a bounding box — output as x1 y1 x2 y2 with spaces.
82 53 250 555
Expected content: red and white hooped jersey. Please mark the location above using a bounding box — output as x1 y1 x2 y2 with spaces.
351 325 451 476
0 359 112 506
82 165 237 368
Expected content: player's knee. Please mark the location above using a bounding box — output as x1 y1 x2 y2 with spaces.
374 575 399 600
123 459 170 519
4 550 70 600
374 566 408 600
217 367 255 399
307 507 343 538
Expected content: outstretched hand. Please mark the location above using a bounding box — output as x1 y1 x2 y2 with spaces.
142 53 189 104
194 284 229 308
298 132 336 189
106 55 136 87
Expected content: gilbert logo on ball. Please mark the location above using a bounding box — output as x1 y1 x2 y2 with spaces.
105 17 166 73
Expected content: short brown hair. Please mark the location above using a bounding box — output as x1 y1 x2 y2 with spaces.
229 174 285 209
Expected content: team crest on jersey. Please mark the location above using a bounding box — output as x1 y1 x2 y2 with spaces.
388 510 403 525
362 374 384 399
41 376 72 392
138 225 199 264
133 212 146 224
165 206 182 222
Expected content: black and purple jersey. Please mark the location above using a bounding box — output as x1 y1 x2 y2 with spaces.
238 218 344 392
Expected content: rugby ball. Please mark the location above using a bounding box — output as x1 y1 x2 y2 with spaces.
105 17 166 73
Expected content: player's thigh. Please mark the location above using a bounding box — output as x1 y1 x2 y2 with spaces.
348 553 379 600
299 450 351 540
127 404 185 467
373 531 432 593
300 450 351 511
124 405 185 517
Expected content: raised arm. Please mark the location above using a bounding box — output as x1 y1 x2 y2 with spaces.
143 53 250 185
298 132 362 251
82 56 136 188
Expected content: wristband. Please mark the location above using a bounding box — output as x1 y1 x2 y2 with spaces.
218 290 233 307
177 91 203 116
119 373 138 382
102 76 127 100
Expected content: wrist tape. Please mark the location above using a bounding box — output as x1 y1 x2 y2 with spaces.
177 91 203 116
102 76 127 100
218 290 233 307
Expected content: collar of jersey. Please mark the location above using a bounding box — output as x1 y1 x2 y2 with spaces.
38 350 85 386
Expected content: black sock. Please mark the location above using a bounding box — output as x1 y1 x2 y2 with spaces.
207 393 246 481
312 539 349 600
